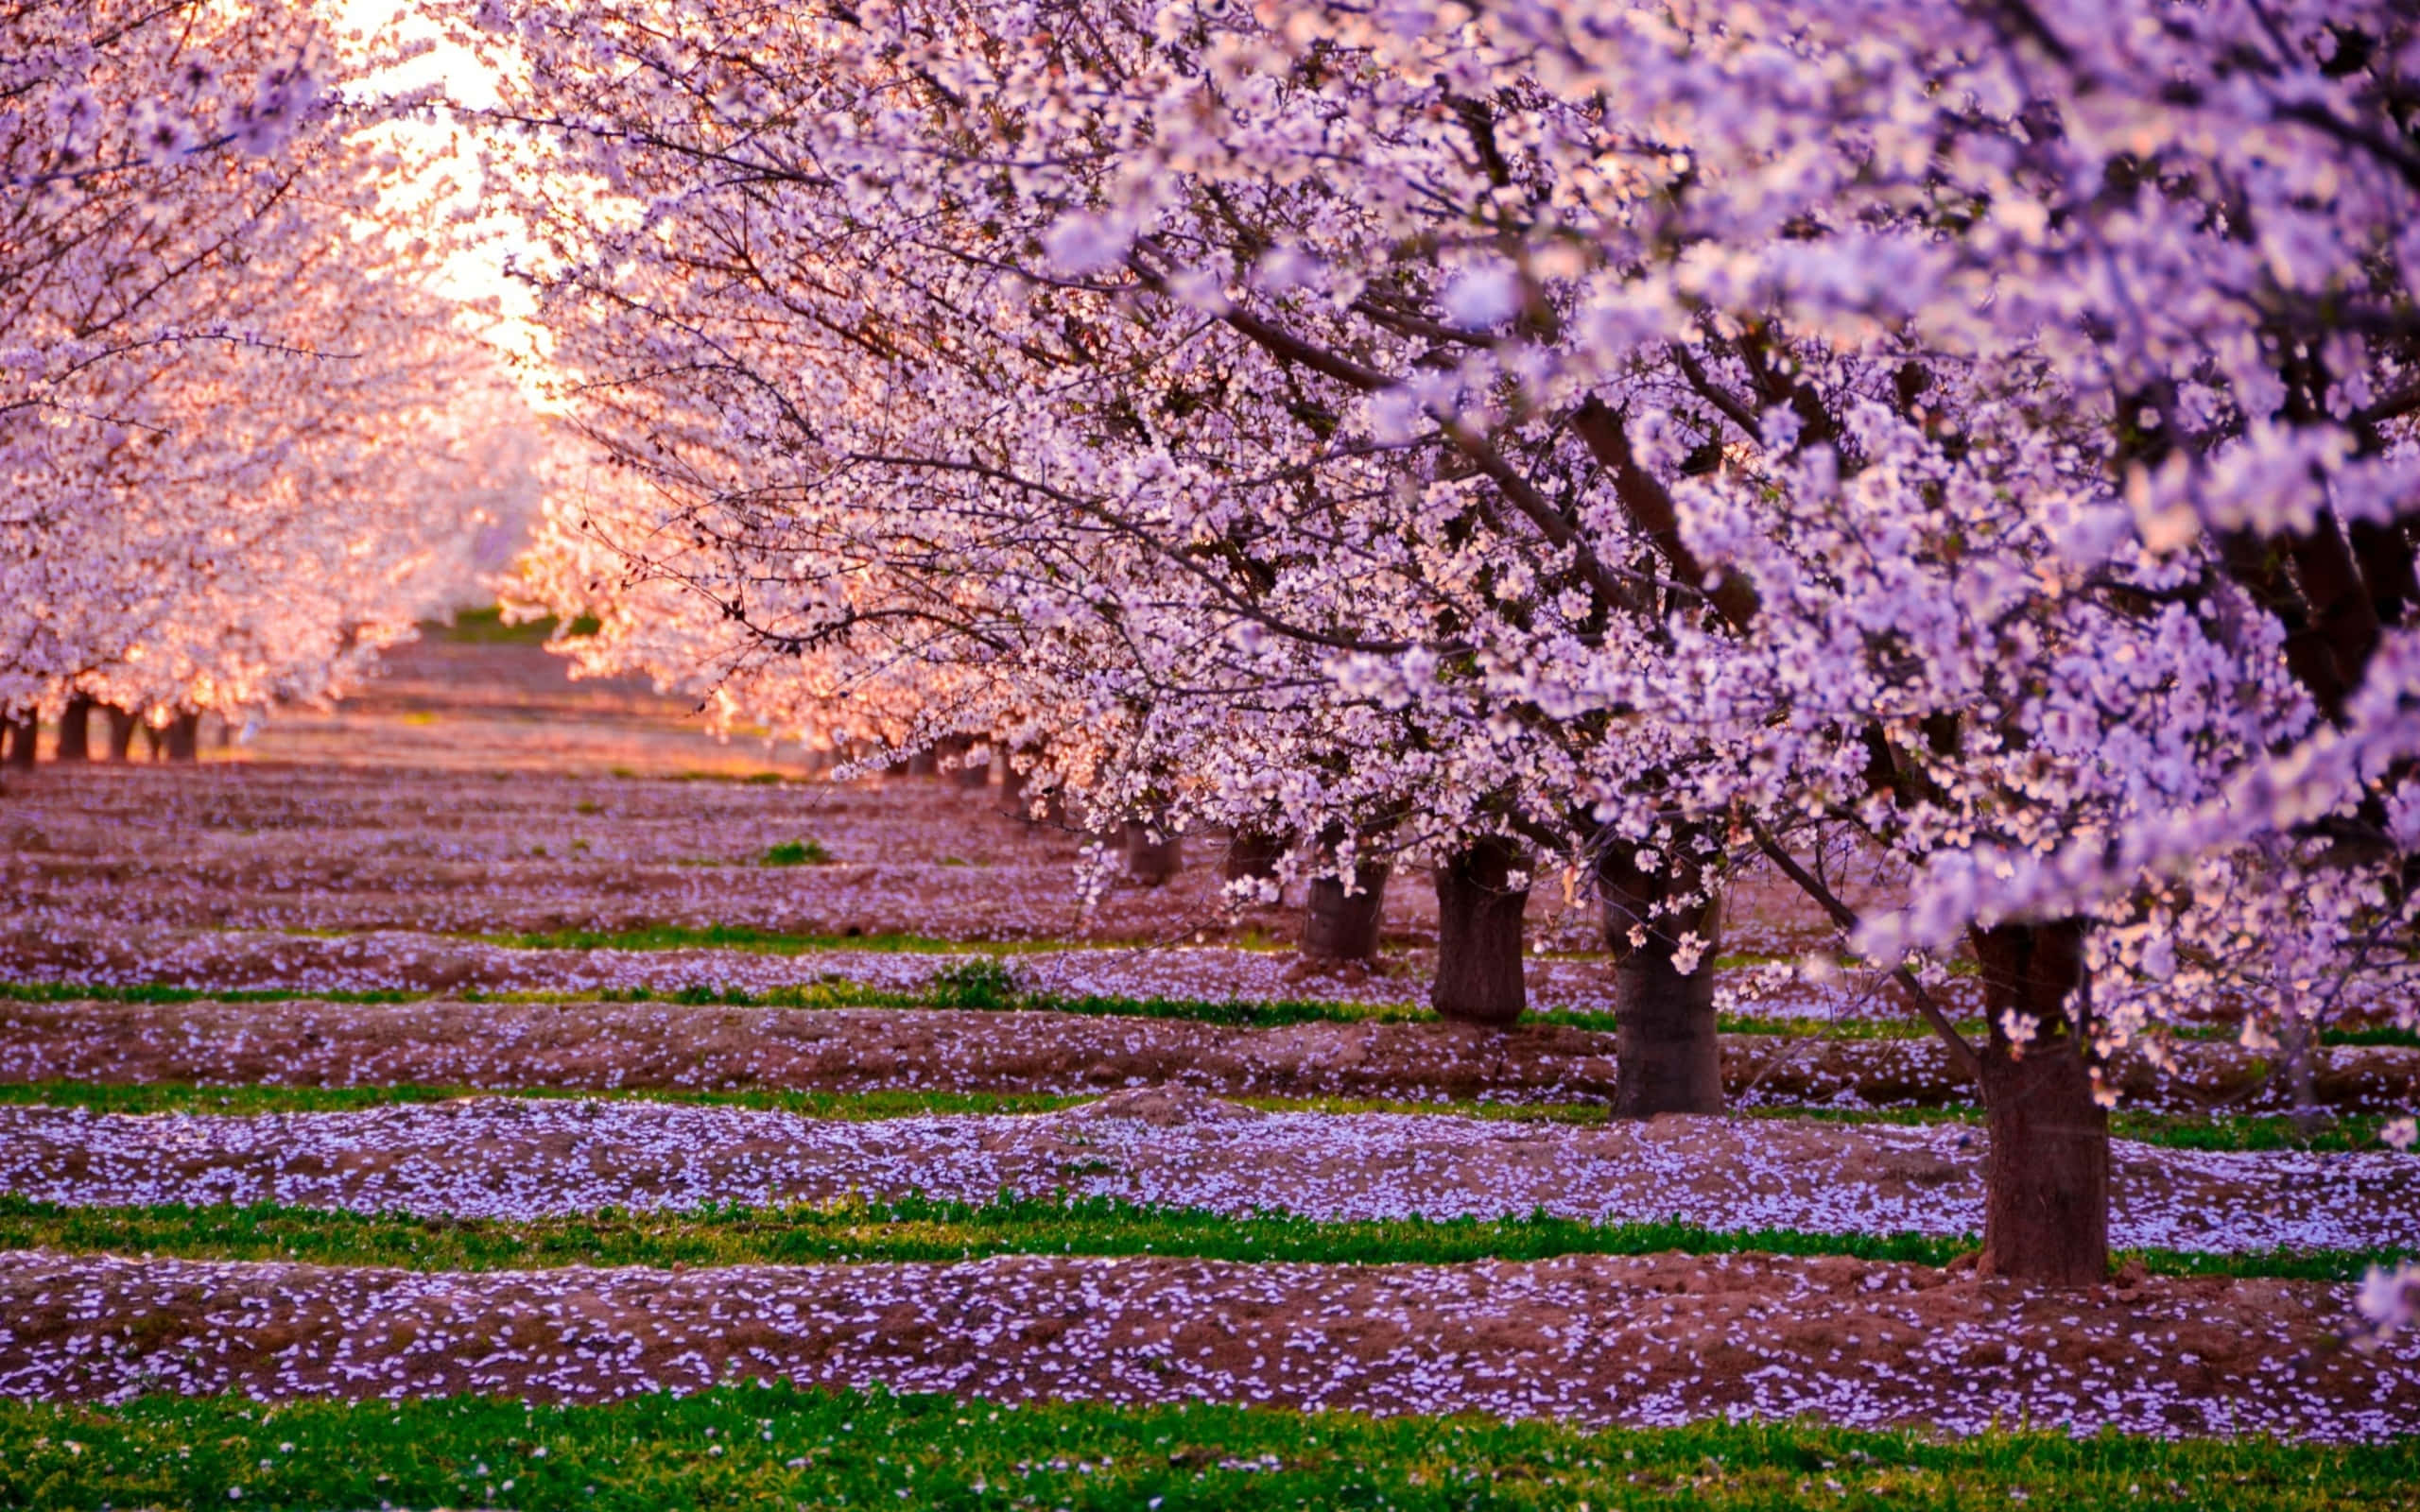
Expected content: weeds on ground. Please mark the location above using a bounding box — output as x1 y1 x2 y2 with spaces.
0 1193 2400 1281
2 1079 2406 1156
2 1384 2411 1510
759 839 831 867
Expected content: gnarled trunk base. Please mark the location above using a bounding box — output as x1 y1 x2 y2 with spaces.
1222 830 1285 885
57 695 95 762
1610 946 1723 1115
1304 863 1389 961
1599 837 1725 1116
1 715 33 770
1123 821 1183 885
1431 836 1528 1027
1972 919 2108 1284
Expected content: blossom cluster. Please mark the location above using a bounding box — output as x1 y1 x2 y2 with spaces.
2 0 512 727
449 0 2420 1079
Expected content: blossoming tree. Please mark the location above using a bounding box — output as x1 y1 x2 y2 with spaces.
456 0 2419 1282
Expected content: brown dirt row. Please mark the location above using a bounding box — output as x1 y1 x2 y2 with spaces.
0 756 1848 954
2 999 2413 1113
1 1249 2410 1440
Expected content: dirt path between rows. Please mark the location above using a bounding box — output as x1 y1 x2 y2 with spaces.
5 1090 2410 1249
1 1249 2409 1440
4 998 2413 1112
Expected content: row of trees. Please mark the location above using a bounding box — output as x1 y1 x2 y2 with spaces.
1 0 510 755
458 0 2420 1284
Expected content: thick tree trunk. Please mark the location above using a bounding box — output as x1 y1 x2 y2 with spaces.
1 714 34 770
105 707 139 762
1971 919 2108 1285
1598 838 1725 1116
57 696 95 762
1303 862 1389 960
162 711 200 763
1123 820 1183 885
1222 829 1285 884
997 755 1032 815
1431 835 1529 1026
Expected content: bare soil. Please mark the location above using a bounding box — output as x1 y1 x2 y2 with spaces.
0 631 1859 955
1 1249 2410 1439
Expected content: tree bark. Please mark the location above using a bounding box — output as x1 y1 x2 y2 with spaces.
162 711 200 763
1222 829 1285 884
1123 820 1183 885
105 706 139 762
1 714 33 770
997 754 1032 816
1431 835 1529 1026
1971 919 2109 1285
57 696 95 762
1598 837 1725 1116
1303 862 1389 960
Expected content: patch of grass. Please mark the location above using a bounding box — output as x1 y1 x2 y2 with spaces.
1736 1105 2419 1155
927 958 1023 1008
475 923 1078 956
0 973 1418 1027
2 1081 2405 1156
5 975 2408 1054
0 1194 2400 1281
758 839 832 867
9 1386 2412 1512
438 606 598 644
0 981 426 1007
0 1082 1083 1120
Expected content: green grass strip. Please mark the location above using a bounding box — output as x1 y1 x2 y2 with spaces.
9 975 2412 1046
475 923 1120 956
0 1081 2409 1155
4 1384 2413 1511
0 1194 2399 1281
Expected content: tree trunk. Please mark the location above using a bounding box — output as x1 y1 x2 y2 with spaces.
162 711 200 763
955 743 994 788
1123 820 1183 885
1598 837 1725 1116
1303 862 1389 960
997 755 1032 816
1222 830 1285 884
1431 835 1529 1026
57 696 95 762
1971 919 2108 1285
1 714 34 770
104 707 139 762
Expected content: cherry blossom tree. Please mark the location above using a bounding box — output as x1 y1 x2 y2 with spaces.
2 0 506 761
453 0 2419 1282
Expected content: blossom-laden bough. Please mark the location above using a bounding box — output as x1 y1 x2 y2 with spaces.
1 0 520 756
441 0 2420 1286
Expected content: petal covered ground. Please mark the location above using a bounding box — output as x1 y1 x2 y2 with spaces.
3 1091 2411 1251
2 1250 2412 1440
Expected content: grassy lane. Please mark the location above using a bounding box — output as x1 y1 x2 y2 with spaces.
1 1080 2410 1154
4 1385 2411 1510
0 1194 2401 1280
11 976 2417 1046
